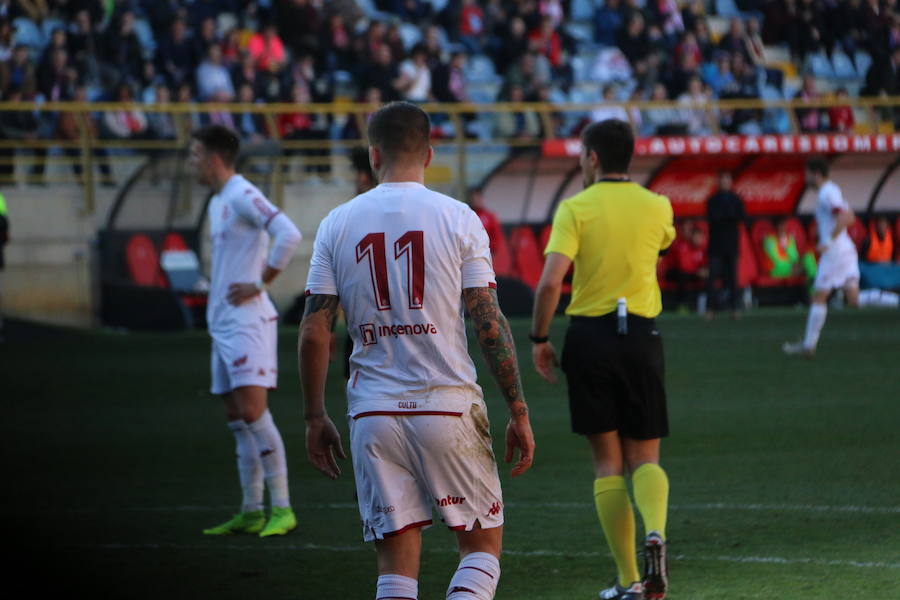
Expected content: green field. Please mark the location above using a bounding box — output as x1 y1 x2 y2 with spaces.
3 309 899 599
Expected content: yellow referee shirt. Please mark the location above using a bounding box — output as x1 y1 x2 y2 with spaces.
544 181 676 318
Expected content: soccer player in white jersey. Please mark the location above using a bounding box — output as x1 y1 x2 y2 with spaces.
189 125 303 537
299 102 535 600
783 159 899 357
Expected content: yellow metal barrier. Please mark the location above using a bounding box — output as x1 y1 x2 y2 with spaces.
0 97 897 213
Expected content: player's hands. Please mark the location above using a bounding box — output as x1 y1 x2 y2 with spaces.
227 282 261 306
305 415 346 480
532 341 559 383
505 404 535 477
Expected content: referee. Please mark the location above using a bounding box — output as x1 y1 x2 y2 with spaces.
530 119 675 600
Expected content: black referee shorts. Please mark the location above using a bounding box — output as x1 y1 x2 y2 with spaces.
560 314 668 440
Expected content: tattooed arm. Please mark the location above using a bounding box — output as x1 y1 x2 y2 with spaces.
463 287 535 476
298 294 345 479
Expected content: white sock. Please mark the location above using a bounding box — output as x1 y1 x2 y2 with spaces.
447 552 500 600
376 574 418 600
228 419 264 513
858 289 900 308
802 303 828 350
247 410 291 508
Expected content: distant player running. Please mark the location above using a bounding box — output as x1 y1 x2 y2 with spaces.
189 125 303 537
783 159 898 357
299 102 534 600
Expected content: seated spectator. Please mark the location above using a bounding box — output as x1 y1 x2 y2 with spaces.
617 13 654 83
220 28 243 67
828 87 855 132
319 13 353 72
590 84 629 124
197 45 236 101
494 16 529 75
675 31 702 68
138 59 165 103
643 82 688 135
702 52 736 97
279 82 330 177
396 44 432 102
763 219 817 280
505 51 551 99
528 16 563 70
666 220 708 312
156 18 197 87
146 84 177 141
422 24 446 70
233 82 268 144
459 0 486 54
362 45 400 102
279 0 319 58
193 16 219 63
795 74 826 132
677 75 711 135
495 83 541 140
1 44 36 94
432 51 467 103
861 217 895 264
0 18 12 63
341 86 382 140
594 0 624 47
102 83 148 140
718 18 748 61
248 21 286 74
37 47 75 101
0 84 45 183
101 10 143 84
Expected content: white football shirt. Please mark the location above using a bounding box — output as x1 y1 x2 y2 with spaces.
207 174 298 336
815 180 854 252
305 182 496 417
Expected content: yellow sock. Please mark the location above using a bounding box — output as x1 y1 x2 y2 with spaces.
632 463 669 540
593 476 640 587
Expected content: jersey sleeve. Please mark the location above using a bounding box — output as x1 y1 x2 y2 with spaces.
544 201 578 259
232 188 283 230
305 213 338 296
660 198 676 250
824 184 849 214
460 208 497 289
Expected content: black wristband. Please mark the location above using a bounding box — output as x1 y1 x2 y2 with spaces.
528 333 549 344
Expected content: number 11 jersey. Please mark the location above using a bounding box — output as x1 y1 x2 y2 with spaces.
305 182 497 417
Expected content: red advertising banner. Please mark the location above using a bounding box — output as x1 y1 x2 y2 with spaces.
648 158 743 217
733 156 807 216
543 133 900 158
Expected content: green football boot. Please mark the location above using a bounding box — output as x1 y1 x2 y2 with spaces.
202 510 266 535
259 506 297 537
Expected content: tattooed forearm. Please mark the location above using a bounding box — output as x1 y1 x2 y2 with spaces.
301 294 339 329
463 287 526 410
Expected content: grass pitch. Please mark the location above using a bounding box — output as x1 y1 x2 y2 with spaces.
3 308 899 599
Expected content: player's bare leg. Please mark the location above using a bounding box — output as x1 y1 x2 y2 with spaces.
374 528 422 599
447 523 502 599
231 385 295 537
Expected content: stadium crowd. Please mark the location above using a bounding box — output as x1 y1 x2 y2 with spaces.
0 0 898 178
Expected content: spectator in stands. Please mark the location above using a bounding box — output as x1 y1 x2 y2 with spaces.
863 46 900 127
590 84 629 124
341 85 382 140
283 53 334 104
101 10 143 84
232 82 267 144
1 44 36 95
231 52 262 101
667 220 708 313
862 216 895 263
643 82 687 135
828 87 856 132
705 172 744 319
422 24 446 70
396 44 432 102
677 75 712 135
156 18 197 87
702 51 736 97
320 12 353 72
188 0 229 30
495 83 541 140
138 60 166 103
505 51 551 99
469 186 504 261
617 13 654 85
147 83 177 140
278 0 320 58
594 0 624 47
692 18 714 62
220 28 242 68
459 0 486 54
0 18 12 63
764 219 818 283
675 31 702 68
795 74 826 132
57 84 113 185
175 81 202 130
432 50 467 103
494 16 529 75
197 45 236 101
102 82 148 141
248 21 286 74
666 48 701 98
529 16 563 70
362 44 400 102
719 54 762 134
383 23 406 64
0 84 44 184
37 47 75 101
279 82 330 177
718 18 749 60
193 17 219 64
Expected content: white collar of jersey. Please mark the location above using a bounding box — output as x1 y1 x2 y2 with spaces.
377 181 425 189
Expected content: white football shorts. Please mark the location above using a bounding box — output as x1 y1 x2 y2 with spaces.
350 398 504 542
813 242 860 291
210 316 278 395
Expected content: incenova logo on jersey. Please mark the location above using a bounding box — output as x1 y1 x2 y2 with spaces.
232 355 249 367
374 505 395 514
359 322 439 346
435 495 466 507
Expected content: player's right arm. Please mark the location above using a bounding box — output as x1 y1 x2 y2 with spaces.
299 213 345 480
463 286 535 477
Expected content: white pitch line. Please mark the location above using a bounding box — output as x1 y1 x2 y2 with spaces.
83 542 900 570
81 502 900 514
